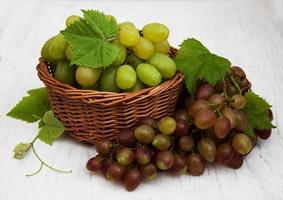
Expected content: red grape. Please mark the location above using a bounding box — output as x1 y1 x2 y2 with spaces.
106 162 127 181
208 94 225 106
214 116 231 139
234 110 248 132
137 117 157 128
174 109 190 122
256 129 272 140
194 108 216 130
86 155 102 172
101 159 115 176
227 151 244 169
124 169 142 192
195 84 214 100
139 163 157 181
175 119 190 136
155 150 174 170
188 100 210 117
187 153 206 176
221 107 237 128
135 146 152 165
178 136 194 152
94 139 112 157
171 155 187 174
115 129 136 147
216 143 234 165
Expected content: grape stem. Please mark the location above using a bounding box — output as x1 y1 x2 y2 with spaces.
227 74 242 95
25 143 72 177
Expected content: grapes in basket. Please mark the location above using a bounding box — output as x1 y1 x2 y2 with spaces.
41 11 176 92
86 63 275 191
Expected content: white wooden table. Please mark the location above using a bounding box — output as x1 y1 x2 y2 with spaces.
1 0 283 199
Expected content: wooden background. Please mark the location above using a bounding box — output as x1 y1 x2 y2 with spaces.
0 0 283 199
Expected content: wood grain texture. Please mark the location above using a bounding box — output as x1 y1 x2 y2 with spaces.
0 0 283 199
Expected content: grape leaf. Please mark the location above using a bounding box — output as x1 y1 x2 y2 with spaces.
38 111 65 145
243 92 276 136
7 88 50 123
175 38 231 94
61 9 119 68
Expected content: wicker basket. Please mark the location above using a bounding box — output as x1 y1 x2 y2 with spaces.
36 47 184 144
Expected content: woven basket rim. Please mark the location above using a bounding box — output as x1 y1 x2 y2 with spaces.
36 47 184 107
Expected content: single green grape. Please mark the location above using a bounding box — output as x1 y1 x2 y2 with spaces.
133 37 154 59
48 33 68 62
66 15 80 27
148 53 176 79
116 65 137 90
41 36 56 62
100 66 120 92
136 63 161 86
142 23 169 42
158 116 177 135
65 45 73 60
118 21 135 29
153 40 170 54
119 26 140 46
112 43 127 66
55 60 76 85
123 79 145 92
75 66 102 88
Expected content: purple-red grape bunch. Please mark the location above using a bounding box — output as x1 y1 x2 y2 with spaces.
86 66 274 191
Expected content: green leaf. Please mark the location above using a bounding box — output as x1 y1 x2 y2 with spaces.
243 92 276 136
38 111 65 145
175 38 231 94
7 88 50 123
13 143 31 159
61 9 119 68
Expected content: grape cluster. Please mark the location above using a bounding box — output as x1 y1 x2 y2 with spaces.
41 15 177 93
86 66 273 191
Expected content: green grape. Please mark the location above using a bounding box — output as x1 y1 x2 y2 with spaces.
148 53 176 79
55 60 76 85
133 37 154 59
126 54 144 68
231 94 246 110
66 15 80 27
48 33 68 61
232 133 252 155
118 21 135 29
142 23 169 42
158 116 176 135
123 79 145 92
116 65 137 90
65 45 73 60
112 43 127 66
100 66 120 92
41 36 56 62
152 134 171 150
75 66 102 87
136 63 161 86
118 26 140 46
153 40 170 54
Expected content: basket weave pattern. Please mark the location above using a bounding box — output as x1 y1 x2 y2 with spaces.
36 48 184 143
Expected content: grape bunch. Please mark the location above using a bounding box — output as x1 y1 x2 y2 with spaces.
86 66 274 191
41 14 177 92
